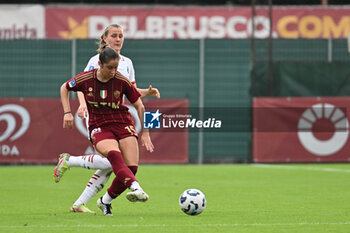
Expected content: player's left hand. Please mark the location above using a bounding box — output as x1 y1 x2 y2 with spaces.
141 131 154 152
77 104 88 119
147 85 160 98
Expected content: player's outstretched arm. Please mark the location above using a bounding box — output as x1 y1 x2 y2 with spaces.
60 83 74 129
133 98 154 152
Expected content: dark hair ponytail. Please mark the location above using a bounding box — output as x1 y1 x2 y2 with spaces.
99 46 120 65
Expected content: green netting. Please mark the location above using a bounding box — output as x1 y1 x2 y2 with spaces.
253 61 350 97
252 39 350 97
0 39 252 162
3 38 348 162
0 40 71 97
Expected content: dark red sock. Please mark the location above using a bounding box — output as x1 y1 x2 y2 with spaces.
107 150 136 186
107 166 138 198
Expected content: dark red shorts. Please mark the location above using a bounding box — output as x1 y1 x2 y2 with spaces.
89 123 138 147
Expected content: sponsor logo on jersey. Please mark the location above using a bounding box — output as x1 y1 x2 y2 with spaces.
100 90 107 99
68 79 76 88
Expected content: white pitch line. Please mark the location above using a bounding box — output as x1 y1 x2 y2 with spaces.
252 164 350 173
1 222 350 228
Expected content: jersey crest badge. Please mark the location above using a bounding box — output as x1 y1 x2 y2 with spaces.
100 90 107 99
114 90 120 99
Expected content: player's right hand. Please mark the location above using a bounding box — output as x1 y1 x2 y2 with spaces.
63 113 74 129
141 131 154 153
77 104 88 118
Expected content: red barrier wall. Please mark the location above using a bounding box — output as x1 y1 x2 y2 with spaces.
253 97 350 163
0 98 188 164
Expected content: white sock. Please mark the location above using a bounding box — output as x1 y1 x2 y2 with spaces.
67 154 112 170
73 169 112 206
130 181 142 191
102 192 113 204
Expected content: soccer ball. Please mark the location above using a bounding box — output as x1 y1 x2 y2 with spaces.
179 189 206 215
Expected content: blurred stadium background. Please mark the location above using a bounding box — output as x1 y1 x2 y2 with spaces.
1 0 350 164
2 1 350 233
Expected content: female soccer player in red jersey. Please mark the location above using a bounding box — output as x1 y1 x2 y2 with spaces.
60 46 152 216
78 24 160 116
54 24 159 214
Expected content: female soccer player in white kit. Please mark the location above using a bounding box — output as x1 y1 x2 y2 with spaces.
54 24 159 214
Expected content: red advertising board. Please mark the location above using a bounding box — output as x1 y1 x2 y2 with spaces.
253 97 350 163
0 98 188 164
45 6 350 39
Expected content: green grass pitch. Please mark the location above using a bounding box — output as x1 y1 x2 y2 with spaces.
1 164 350 233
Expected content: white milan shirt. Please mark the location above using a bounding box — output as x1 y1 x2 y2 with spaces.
84 54 136 84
